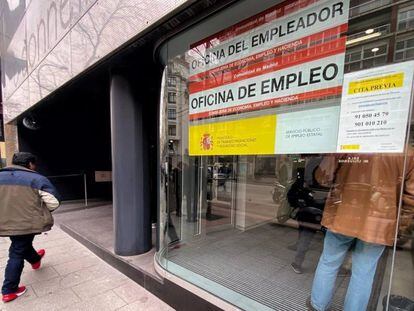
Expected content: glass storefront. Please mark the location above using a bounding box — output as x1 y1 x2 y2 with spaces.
157 0 414 310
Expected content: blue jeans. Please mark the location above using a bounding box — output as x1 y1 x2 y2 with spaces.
2 234 41 294
311 231 385 311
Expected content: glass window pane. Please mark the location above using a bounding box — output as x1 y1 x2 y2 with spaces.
406 48 414 59
350 62 361 71
396 41 405 50
364 49 375 58
168 108 176 120
168 92 176 103
158 2 414 311
407 38 414 48
350 51 362 61
395 51 404 60
374 56 387 65
363 58 374 68
398 22 406 31
389 125 414 307
168 77 177 87
378 44 388 54
168 125 176 136
399 11 408 20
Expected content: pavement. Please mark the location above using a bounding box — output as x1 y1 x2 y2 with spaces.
0 227 174 311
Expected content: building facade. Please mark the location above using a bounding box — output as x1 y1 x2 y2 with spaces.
0 63 5 167
2 0 414 310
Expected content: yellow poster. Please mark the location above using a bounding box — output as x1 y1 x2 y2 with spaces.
189 115 277 156
348 72 404 95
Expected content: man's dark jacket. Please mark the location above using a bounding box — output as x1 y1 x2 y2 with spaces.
0 165 60 236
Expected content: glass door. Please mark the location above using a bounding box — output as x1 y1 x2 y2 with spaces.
204 155 238 233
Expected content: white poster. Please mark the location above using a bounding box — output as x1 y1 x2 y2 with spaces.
188 0 350 121
276 106 340 154
337 61 414 153
189 55 345 119
188 0 350 156
189 0 349 76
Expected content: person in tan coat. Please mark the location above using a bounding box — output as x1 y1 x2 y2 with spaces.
308 152 414 311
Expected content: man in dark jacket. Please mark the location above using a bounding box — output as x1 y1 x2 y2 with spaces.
0 152 60 302
287 167 325 274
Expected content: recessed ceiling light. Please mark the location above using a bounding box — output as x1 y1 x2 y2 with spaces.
346 32 382 45
365 29 374 34
371 47 379 52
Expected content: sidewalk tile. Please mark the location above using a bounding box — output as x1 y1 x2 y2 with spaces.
113 280 151 304
33 237 71 249
71 274 128 300
30 267 59 282
41 244 90 258
46 252 92 266
1 288 80 311
117 296 174 311
62 290 126 311
0 227 172 311
53 256 102 276
0 285 37 310
31 276 63 297
31 267 101 297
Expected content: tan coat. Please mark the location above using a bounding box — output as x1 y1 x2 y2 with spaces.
315 153 414 246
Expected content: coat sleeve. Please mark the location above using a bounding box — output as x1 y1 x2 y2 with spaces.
37 176 61 211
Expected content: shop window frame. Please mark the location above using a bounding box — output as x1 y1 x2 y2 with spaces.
397 5 414 32
394 35 414 62
345 40 389 72
168 108 177 120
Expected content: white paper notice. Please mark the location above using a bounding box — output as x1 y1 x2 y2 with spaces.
276 106 340 154
337 61 414 153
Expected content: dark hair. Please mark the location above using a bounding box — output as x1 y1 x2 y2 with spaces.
12 152 37 168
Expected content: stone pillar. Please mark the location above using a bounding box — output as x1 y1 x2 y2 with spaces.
4 123 19 166
110 74 151 255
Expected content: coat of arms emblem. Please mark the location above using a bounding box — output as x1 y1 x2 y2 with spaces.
200 133 213 150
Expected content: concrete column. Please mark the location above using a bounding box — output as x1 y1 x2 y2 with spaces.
110 74 151 255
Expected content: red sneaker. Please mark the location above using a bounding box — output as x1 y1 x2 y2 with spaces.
31 249 45 270
2 286 27 303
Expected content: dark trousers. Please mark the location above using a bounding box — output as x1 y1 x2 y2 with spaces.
165 214 179 243
2 234 40 294
294 226 317 267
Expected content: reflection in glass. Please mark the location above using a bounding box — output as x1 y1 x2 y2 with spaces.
309 153 413 311
157 1 414 310
158 50 414 310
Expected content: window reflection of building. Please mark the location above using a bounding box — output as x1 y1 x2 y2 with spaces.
345 1 414 72
345 41 388 72
167 92 176 103
254 156 276 178
168 125 176 137
395 37 414 61
167 76 177 87
349 0 392 18
167 108 176 120
166 56 189 159
398 5 414 32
